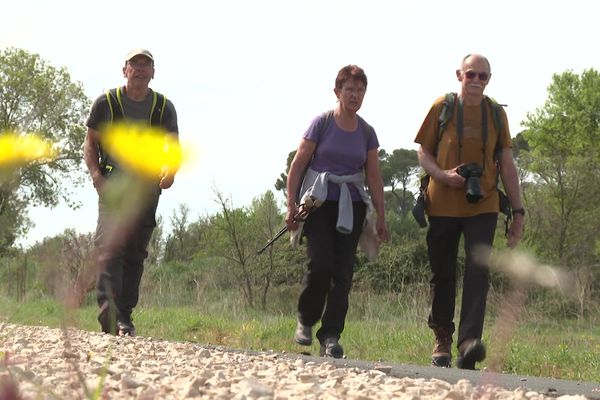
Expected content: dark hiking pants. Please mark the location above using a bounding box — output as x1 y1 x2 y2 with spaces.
298 200 366 343
426 213 497 348
94 181 159 328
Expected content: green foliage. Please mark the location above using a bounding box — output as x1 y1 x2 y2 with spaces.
274 150 296 199
24 229 95 299
497 321 600 380
210 188 290 308
378 148 420 217
354 239 429 293
0 48 91 251
162 204 210 263
520 68 600 268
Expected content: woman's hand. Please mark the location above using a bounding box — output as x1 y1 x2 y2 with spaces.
376 215 390 242
285 204 299 231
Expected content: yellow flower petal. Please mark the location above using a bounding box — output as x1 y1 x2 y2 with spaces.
101 122 187 178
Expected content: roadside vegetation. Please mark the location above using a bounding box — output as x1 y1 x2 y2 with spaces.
1 49 600 386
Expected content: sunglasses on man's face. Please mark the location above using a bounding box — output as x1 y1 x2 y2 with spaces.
464 70 490 81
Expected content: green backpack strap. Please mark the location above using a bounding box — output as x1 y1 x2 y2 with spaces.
486 96 505 161
436 92 457 151
486 96 513 228
104 87 125 122
150 91 167 126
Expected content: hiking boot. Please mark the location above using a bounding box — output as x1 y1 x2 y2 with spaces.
457 338 486 370
294 321 312 346
97 302 117 334
431 327 453 367
117 320 136 337
319 337 344 359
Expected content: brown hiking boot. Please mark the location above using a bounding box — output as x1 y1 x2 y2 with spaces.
457 338 486 370
431 327 453 367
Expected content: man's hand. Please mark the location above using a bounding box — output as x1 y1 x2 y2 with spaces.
507 214 524 248
435 168 465 189
92 171 107 195
159 167 175 189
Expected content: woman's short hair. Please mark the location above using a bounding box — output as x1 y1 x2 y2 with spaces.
335 65 368 90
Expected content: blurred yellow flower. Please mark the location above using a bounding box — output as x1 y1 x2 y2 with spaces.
0 132 57 167
101 122 186 178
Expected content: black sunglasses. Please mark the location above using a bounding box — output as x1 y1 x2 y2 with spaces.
464 70 490 81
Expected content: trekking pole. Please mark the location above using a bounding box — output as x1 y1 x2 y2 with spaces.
256 198 316 255
256 225 289 255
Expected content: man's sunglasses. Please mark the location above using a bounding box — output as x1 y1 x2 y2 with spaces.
464 70 490 81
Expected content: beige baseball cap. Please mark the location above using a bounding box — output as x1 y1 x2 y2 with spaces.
125 49 154 62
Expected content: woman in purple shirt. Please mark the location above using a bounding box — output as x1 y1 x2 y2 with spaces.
285 65 389 358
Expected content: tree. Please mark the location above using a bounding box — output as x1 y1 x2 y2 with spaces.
274 150 296 200
521 69 600 265
212 188 259 307
146 214 165 266
379 148 420 217
162 204 210 263
249 190 285 309
26 229 95 302
211 187 289 309
0 48 90 250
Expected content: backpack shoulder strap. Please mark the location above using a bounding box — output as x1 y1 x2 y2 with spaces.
316 110 334 138
435 92 456 154
150 91 167 126
486 96 506 161
295 110 333 204
486 96 504 136
104 87 125 122
357 114 375 148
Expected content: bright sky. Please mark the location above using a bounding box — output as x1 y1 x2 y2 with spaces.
3 0 598 247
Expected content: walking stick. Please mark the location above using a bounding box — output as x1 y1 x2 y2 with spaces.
256 197 316 255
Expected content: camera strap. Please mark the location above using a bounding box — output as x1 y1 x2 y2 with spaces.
456 97 488 171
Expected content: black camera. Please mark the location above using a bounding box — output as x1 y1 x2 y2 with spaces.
412 194 428 228
456 163 484 203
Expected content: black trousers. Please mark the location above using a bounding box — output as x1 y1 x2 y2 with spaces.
298 200 366 343
95 180 159 324
426 213 497 348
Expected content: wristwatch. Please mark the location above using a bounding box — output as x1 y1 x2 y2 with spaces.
512 208 525 217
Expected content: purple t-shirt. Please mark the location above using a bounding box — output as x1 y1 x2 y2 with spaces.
303 113 379 201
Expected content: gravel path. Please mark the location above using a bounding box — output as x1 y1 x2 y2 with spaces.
0 323 590 399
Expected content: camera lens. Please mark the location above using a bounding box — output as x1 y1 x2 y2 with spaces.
466 176 483 203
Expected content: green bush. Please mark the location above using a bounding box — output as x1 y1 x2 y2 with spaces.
354 240 429 293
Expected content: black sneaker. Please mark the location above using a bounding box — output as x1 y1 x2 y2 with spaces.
457 339 486 370
319 337 344 358
117 320 136 337
294 321 312 346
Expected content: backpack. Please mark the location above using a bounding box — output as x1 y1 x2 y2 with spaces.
104 87 168 125
412 93 512 229
437 92 504 160
100 87 168 174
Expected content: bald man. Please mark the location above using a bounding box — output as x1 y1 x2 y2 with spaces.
414 54 524 369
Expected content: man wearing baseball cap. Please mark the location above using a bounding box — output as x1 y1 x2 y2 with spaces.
84 48 179 336
125 48 154 63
